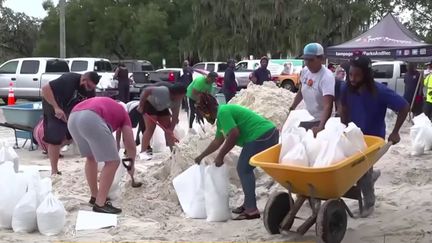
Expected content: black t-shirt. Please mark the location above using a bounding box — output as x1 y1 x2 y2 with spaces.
253 67 271 85
181 67 194 86
43 72 95 115
223 67 237 93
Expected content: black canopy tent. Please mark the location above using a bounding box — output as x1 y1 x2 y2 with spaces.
326 13 432 62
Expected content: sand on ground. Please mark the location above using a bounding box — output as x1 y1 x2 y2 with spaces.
1 84 432 243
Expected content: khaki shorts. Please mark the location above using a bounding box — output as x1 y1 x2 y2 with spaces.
68 110 120 162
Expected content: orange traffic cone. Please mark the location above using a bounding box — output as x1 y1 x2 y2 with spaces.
8 82 15 106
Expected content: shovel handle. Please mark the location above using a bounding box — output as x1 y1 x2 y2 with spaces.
144 113 179 142
122 158 134 171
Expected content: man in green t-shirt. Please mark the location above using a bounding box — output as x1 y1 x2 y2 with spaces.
186 72 217 130
195 94 279 220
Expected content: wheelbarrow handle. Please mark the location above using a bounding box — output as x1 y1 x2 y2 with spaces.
372 142 393 162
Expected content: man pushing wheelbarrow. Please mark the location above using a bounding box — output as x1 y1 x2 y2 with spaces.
252 55 409 243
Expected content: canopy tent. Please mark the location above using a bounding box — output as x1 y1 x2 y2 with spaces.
326 13 432 62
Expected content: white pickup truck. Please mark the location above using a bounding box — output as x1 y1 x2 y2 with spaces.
0 57 70 102
372 61 407 96
66 57 116 89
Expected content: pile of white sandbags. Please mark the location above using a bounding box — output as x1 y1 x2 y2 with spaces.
410 113 432 156
173 164 231 222
0 162 66 235
279 117 367 168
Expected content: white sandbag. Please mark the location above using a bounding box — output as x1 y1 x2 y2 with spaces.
173 164 206 219
0 164 27 229
12 189 38 233
344 122 367 152
108 163 126 200
410 125 426 156
36 193 66 236
301 130 323 165
204 164 231 222
423 126 432 150
412 113 432 126
314 119 347 167
282 109 314 132
0 142 19 173
151 126 167 153
38 178 52 205
280 143 309 166
174 126 186 141
279 127 306 162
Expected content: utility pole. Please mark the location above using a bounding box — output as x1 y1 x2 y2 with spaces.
59 0 66 58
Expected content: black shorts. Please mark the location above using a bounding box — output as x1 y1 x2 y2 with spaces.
142 101 170 117
129 106 145 128
43 113 72 145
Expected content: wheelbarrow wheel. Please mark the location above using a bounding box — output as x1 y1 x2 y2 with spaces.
263 191 292 234
316 199 347 243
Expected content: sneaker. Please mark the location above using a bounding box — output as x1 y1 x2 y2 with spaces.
93 201 122 214
372 170 381 184
88 196 111 206
146 147 153 156
360 205 375 218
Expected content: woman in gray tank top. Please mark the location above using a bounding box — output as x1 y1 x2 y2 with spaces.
137 83 186 156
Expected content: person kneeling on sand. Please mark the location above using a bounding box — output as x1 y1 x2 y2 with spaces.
339 55 409 217
137 83 186 156
68 97 137 214
194 94 279 220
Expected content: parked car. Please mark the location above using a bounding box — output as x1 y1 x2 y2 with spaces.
272 73 301 92
112 59 154 78
129 68 184 100
66 57 115 89
0 57 70 102
192 62 228 76
372 60 407 96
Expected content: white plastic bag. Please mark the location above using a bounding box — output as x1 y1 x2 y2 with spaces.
173 164 206 219
36 193 66 236
0 163 27 229
282 109 314 132
279 127 306 162
12 189 38 233
108 163 126 200
280 143 309 166
151 126 166 153
0 142 19 173
204 164 231 222
301 130 323 166
314 119 347 167
38 178 52 205
174 126 186 141
343 122 367 154
410 125 426 156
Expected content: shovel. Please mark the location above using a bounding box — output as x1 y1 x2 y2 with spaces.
144 113 179 143
122 158 143 188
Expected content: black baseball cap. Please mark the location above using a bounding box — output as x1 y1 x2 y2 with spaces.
207 71 218 78
350 55 372 70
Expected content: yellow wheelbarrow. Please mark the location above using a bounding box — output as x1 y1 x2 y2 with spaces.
250 136 391 243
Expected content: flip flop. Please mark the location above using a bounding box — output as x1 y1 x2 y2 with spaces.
233 212 261 220
232 206 245 214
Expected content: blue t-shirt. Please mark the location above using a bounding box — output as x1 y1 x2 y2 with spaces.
341 82 408 138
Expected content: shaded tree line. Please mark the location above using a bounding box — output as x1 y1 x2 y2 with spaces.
0 0 431 67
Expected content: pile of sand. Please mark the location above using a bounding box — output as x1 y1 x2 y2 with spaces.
229 82 296 128
121 83 296 216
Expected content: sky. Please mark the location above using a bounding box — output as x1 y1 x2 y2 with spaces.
4 0 59 19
